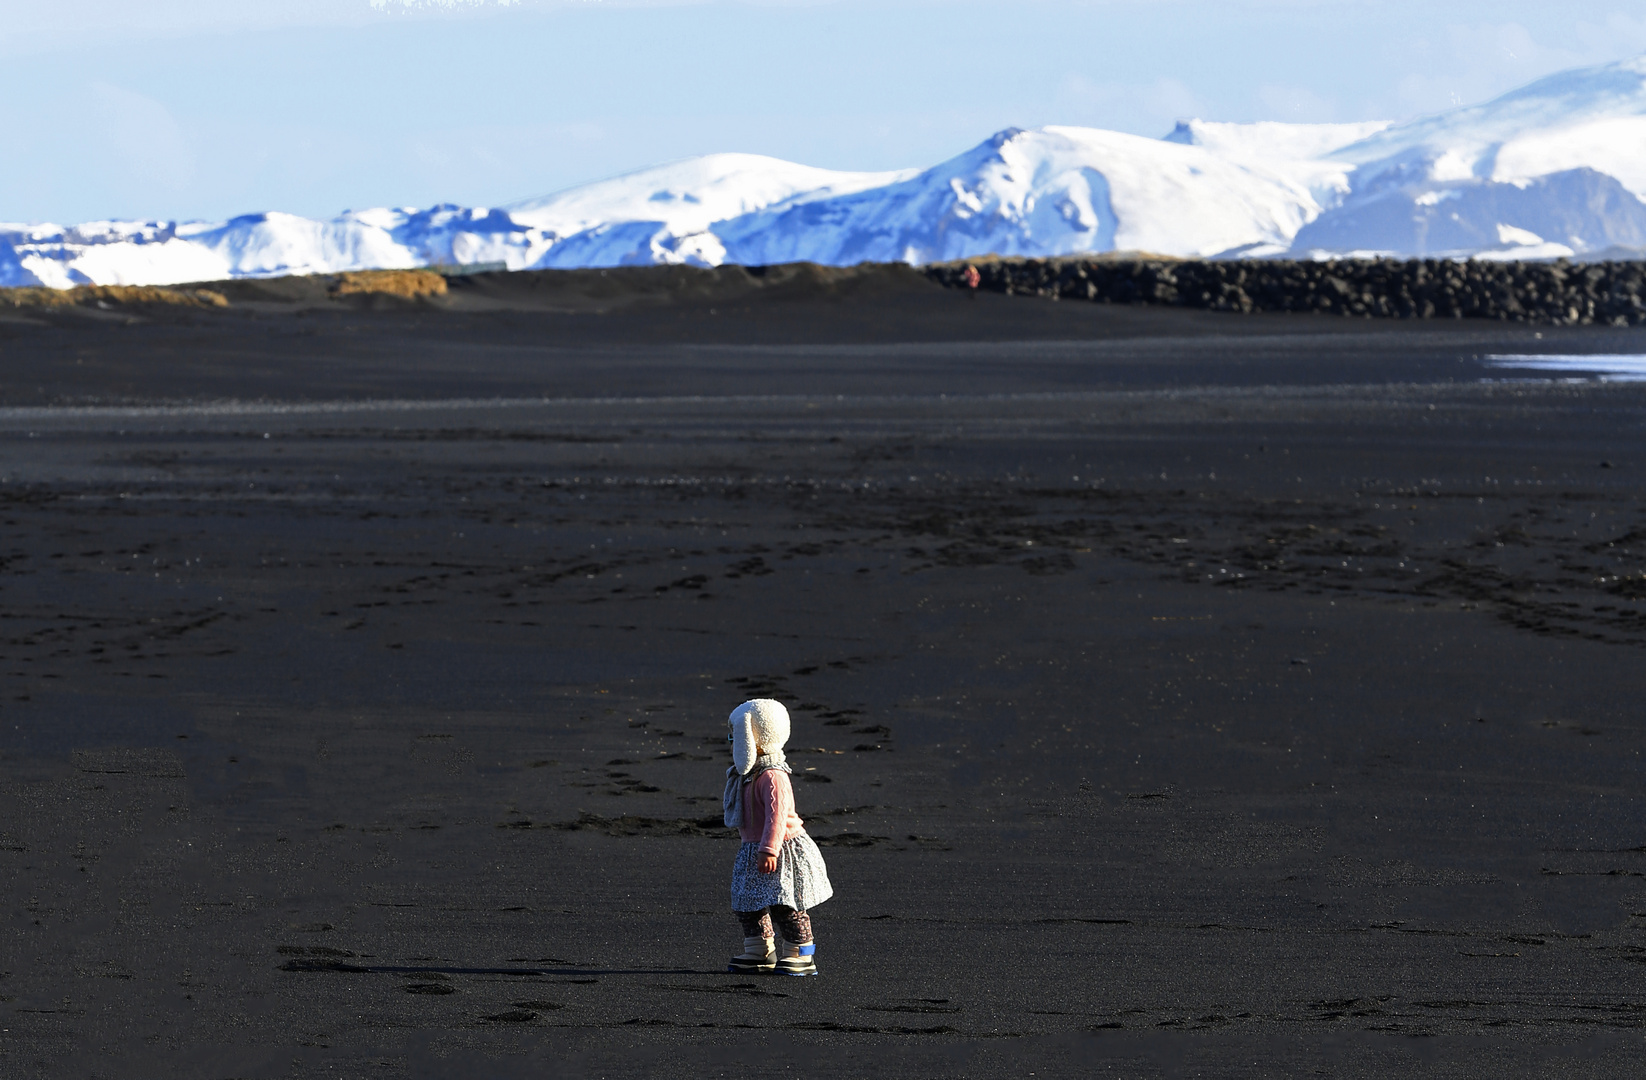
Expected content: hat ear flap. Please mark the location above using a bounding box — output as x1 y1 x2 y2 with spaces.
732 711 757 775
764 705 790 752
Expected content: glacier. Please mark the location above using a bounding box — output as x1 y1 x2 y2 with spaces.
4 54 1646 288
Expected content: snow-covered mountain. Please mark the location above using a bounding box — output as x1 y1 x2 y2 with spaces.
5 54 1646 288
508 153 917 268
1292 54 1646 259
0 156 915 288
714 126 1327 265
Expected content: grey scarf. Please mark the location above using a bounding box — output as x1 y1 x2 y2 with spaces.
722 754 792 828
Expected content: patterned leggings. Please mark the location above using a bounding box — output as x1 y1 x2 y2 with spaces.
735 905 813 944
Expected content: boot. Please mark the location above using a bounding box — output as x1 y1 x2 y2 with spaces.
776 938 817 976
727 935 776 974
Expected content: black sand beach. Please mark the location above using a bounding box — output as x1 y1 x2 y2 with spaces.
1 268 1644 1077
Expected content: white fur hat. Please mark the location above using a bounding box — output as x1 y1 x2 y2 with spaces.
729 698 791 775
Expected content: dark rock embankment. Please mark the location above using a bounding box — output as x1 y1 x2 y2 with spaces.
925 257 1646 326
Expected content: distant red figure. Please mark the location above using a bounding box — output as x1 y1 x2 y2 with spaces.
962 264 981 291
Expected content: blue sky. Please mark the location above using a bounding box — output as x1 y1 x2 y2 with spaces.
3 0 1645 224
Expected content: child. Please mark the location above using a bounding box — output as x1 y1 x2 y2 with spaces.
723 698 833 976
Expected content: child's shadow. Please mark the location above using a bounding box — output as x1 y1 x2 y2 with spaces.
280 958 720 977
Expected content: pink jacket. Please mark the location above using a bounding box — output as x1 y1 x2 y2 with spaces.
738 769 805 856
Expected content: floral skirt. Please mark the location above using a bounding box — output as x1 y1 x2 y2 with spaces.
730 833 834 912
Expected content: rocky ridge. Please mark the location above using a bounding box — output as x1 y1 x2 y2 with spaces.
925 257 1646 326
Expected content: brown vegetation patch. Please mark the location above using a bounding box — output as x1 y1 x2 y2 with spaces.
330 270 448 300
0 285 230 309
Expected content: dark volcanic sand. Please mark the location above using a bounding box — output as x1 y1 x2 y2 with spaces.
1 272 1644 1077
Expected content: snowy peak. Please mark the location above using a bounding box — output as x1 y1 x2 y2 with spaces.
1332 53 1646 197
720 124 1326 266
508 151 916 231
504 153 918 267
1288 53 1646 257
1164 119 1391 162
1338 54 1646 163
